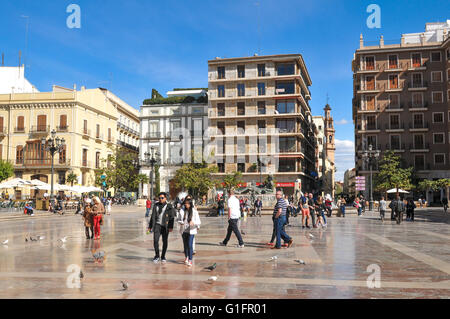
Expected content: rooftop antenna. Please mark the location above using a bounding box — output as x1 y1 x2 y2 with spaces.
255 1 261 55
326 92 329 105
21 15 30 72
18 50 22 78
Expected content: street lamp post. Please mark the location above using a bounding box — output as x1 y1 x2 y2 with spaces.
361 144 380 212
257 158 263 186
144 147 159 200
41 130 65 206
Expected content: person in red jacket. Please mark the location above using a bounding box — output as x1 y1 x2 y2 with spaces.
145 198 152 217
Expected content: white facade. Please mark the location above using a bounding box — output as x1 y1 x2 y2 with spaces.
139 102 208 197
403 20 450 44
0 66 39 94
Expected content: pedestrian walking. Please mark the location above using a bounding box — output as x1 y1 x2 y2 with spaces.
145 197 152 217
177 198 201 267
253 198 262 217
406 199 416 221
148 192 176 263
92 196 105 240
272 190 293 249
300 192 311 228
82 199 94 239
325 194 333 217
217 196 225 216
105 197 112 215
219 189 244 248
308 193 317 228
392 195 405 224
314 196 327 229
338 196 346 217
442 197 448 213
354 197 362 216
378 196 387 221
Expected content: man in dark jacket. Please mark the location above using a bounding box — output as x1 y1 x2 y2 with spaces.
393 195 405 224
147 192 176 264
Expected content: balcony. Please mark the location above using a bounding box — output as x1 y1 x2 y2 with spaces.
56 125 69 132
408 102 428 110
409 143 430 152
117 140 139 152
385 143 405 151
355 64 382 73
144 132 161 139
0 126 6 136
81 160 92 168
408 122 429 131
30 125 50 135
407 60 428 70
385 122 405 131
357 144 382 152
385 103 404 111
416 163 431 171
82 129 91 138
95 133 103 142
14 127 25 133
357 83 384 93
407 81 428 90
15 158 71 167
359 124 380 132
279 146 298 153
107 136 115 144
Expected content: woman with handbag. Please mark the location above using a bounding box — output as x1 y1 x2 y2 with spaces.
82 199 94 239
92 196 105 240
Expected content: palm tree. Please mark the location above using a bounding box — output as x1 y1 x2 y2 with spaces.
66 171 78 186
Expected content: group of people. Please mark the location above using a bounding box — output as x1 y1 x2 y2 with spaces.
378 196 418 224
81 196 106 240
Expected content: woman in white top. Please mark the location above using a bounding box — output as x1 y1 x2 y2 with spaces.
177 198 201 267
106 197 112 215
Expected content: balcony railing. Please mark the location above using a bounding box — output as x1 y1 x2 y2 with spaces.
276 127 296 133
95 133 103 140
14 127 25 133
385 143 405 151
56 125 69 132
364 125 380 131
144 132 161 139
386 103 404 110
409 122 429 129
279 146 297 153
408 102 428 109
30 125 50 134
15 158 71 166
407 81 428 89
357 144 382 151
82 129 91 137
409 142 430 150
385 122 405 130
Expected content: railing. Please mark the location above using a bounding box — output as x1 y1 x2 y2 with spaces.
117 140 139 152
386 103 404 110
144 132 161 139
82 129 91 137
15 158 71 166
56 125 69 132
276 127 296 133
408 102 428 109
95 133 103 140
407 81 428 89
279 146 297 153
365 125 380 131
406 60 428 69
14 127 25 133
107 136 114 143
385 143 405 151
357 144 382 151
385 122 405 130
30 125 50 134
409 142 430 150
409 122 429 129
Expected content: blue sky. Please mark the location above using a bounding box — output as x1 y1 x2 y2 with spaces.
1 0 448 180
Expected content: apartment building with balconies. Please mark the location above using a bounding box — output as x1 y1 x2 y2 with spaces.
208 54 317 195
352 20 450 202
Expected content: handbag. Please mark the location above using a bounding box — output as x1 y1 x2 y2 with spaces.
99 215 104 225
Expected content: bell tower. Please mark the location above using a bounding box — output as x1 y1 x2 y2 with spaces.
324 104 335 164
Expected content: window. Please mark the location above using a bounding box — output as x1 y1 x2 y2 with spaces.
412 92 423 107
218 85 225 98
366 116 376 130
434 153 445 165
17 116 24 131
414 155 425 170
237 121 245 133
389 114 400 129
16 145 24 164
37 115 46 131
217 122 225 135
388 55 398 69
277 63 295 75
257 83 265 95
82 149 88 166
237 163 245 172
279 137 296 153
276 81 295 94
389 94 399 108
257 120 266 133
217 163 225 173
108 128 112 142
96 124 100 138
448 69 450 81
95 152 100 169
414 134 424 149
413 113 424 128
329 135 333 143
412 73 422 87
432 91 443 103
388 74 398 89
59 115 67 130
431 51 441 62
433 112 444 123
83 120 88 134
59 145 66 164
217 66 225 79
364 56 375 70
411 53 421 67
237 65 245 78
237 102 245 116
278 158 296 172
431 71 442 82
365 95 375 110
365 75 375 90
58 172 66 185
257 101 266 115
433 133 445 144
217 103 225 116
257 64 266 77
276 119 295 133
237 83 245 96
276 100 295 114
390 135 400 149
367 136 377 149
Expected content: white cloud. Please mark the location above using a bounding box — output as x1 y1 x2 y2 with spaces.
334 139 355 182
336 118 349 125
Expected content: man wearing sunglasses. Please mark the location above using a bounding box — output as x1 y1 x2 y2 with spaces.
147 192 176 263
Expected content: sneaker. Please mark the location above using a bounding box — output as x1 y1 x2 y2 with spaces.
287 239 294 248
219 242 226 246
302 226 305 229
266 242 274 246
237 244 244 248
306 226 311 229
153 257 160 264
187 260 192 267
161 258 167 264
184 257 189 264
31 214 34 216
281 243 288 247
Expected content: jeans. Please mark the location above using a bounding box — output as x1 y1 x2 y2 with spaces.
145 207 151 217
218 207 224 216
321 211 327 224
340 205 345 217
223 218 244 246
275 215 291 248
310 208 316 226
380 210 385 219
153 224 169 259
182 232 195 261
358 207 362 216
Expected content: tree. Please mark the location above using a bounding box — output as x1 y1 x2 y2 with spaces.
222 171 244 192
374 151 413 196
0 160 13 182
335 182 343 196
66 171 78 186
174 163 218 199
418 178 450 199
151 88 163 99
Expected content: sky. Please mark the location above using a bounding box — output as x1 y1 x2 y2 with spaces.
1 0 448 181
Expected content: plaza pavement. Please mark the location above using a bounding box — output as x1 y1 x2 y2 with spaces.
0 205 449 299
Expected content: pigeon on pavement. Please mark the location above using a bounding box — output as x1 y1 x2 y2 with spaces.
268 256 278 261
59 236 68 243
121 281 128 290
309 234 315 239
294 259 306 265
204 263 216 271
38 236 45 241
207 276 218 282
30 236 38 242
2 239 8 245
79 270 84 279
